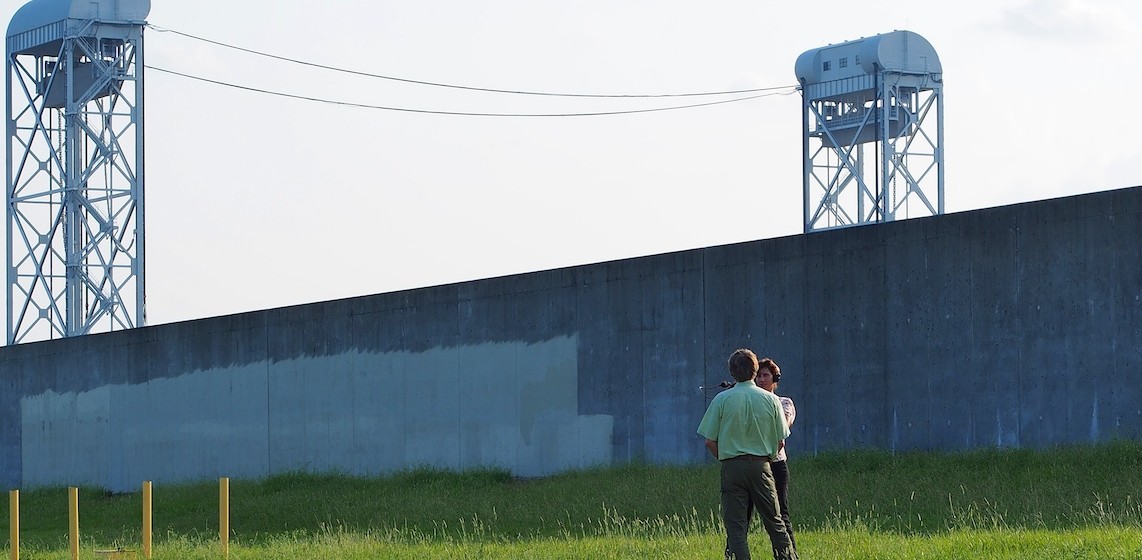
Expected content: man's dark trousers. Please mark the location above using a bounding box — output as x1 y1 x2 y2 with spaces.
721 456 797 560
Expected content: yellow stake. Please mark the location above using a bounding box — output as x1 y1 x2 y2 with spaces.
142 481 153 559
8 490 17 560
219 478 229 559
68 487 78 560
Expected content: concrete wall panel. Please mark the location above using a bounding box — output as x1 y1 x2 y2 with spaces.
21 387 111 486
964 210 1023 448
360 352 409 474
1112 196 1142 439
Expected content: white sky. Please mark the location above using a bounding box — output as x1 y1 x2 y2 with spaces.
4 0 1141 326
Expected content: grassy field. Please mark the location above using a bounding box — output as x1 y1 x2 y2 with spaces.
5 441 1142 559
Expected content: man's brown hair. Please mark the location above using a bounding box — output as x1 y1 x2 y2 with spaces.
728 348 759 382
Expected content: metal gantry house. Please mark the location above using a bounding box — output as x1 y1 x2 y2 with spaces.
795 30 944 233
5 0 150 344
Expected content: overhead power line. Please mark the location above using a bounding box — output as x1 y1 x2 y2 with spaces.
147 24 798 99
147 65 796 117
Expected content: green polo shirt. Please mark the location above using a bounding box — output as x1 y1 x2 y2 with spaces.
697 381 789 460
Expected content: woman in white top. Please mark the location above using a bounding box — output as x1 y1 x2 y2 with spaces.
756 357 797 553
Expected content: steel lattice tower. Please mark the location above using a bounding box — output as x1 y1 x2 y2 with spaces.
795 31 944 233
6 0 150 345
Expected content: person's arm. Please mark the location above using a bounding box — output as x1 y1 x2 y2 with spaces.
782 397 796 428
705 439 719 460
765 396 789 459
697 397 722 460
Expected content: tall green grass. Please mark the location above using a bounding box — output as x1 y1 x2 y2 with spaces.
797 439 1142 532
5 441 1142 558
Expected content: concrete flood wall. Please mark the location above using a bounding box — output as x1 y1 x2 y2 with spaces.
2 186 1140 491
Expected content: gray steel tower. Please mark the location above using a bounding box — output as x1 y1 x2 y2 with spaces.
6 0 149 344
795 31 944 232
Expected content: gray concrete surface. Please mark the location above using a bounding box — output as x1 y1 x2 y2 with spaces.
2 186 1140 491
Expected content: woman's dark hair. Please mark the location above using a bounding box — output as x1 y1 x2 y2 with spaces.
759 358 781 384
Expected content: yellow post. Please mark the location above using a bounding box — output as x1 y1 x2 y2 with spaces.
8 490 17 560
219 478 229 559
68 487 79 560
142 481 153 559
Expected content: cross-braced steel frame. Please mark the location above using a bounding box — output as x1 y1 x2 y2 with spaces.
6 21 145 345
801 72 943 232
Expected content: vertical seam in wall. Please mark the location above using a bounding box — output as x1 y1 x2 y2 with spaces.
1109 204 1121 440
701 248 707 404
1014 223 1023 447
967 229 977 448
456 292 463 471
264 311 271 475
882 231 891 453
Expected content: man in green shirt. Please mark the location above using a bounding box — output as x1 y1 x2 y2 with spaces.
697 348 797 560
